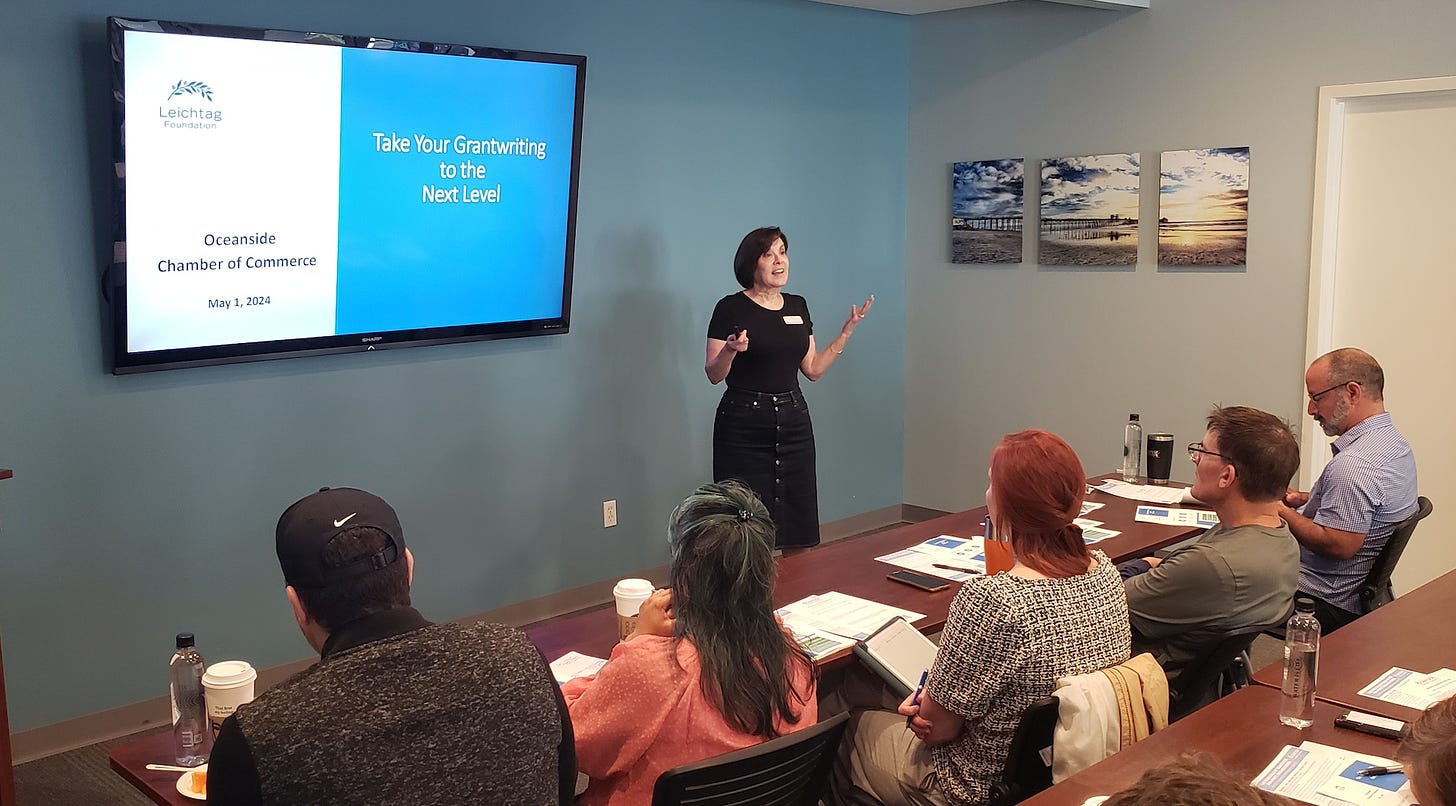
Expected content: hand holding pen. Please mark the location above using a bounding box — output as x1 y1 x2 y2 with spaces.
898 670 931 739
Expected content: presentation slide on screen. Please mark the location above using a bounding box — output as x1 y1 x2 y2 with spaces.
123 31 578 353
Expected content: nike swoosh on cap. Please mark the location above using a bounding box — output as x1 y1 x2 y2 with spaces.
333 513 358 528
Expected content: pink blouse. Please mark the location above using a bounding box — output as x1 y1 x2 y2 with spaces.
561 634 818 806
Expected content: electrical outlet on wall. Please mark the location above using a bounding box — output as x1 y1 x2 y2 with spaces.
602 499 617 528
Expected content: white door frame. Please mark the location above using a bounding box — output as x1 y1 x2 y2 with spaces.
1302 74 1456 486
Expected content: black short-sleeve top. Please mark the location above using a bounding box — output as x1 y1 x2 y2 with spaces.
707 292 814 393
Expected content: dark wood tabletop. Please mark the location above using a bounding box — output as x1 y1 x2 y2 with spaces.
1252 567 1456 723
526 475 1202 672
108 730 196 806
1017 684 1401 806
110 475 1202 805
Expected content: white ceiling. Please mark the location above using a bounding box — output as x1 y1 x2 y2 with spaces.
804 0 1148 15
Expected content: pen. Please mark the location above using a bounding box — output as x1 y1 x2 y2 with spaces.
932 563 983 575
905 670 929 729
911 670 929 707
1356 764 1404 777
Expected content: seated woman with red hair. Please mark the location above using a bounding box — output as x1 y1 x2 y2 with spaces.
833 430 1132 806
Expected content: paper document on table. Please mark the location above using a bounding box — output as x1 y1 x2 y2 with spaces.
1079 501 1105 516
1092 479 1198 505
550 651 608 684
776 592 925 642
1359 667 1456 710
1252 741 1413 806
1074 519 1121 544
876 534 985 581
1135 505 1219 529
783 624 857 661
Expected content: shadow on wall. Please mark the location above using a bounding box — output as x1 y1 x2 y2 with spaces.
536 227 697 586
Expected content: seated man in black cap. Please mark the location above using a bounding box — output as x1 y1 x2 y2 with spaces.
207 487 575 805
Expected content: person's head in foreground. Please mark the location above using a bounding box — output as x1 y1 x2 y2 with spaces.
988 429 1092 578
1398 693 1456 806
1101 754 1296 806
275 486 414 652
1191 405 1300 507
668 479 813 736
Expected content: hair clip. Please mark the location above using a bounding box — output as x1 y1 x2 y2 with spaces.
736 509 752 522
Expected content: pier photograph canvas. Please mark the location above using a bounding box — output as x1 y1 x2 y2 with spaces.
1158 147 1250 266
951 158 1024 264
1039 153 1140 266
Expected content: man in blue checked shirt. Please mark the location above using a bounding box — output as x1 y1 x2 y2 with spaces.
1282 348 1418 633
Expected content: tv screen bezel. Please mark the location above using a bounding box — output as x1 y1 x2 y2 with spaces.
106 16 586 374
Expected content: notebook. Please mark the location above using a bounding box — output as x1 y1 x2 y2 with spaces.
852 616 939 698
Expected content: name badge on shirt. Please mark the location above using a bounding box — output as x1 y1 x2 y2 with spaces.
782 315 804 325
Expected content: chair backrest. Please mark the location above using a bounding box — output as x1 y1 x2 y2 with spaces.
650 711 850 806
986 695 1060 806
1167 629 1264 722
1359 495 1433 613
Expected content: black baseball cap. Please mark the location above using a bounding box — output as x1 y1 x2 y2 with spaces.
276 487 405 589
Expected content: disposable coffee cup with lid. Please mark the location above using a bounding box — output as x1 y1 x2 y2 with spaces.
202 660 258 736
613 578 655 642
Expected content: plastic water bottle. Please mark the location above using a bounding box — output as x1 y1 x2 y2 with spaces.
1121 414 1143 483
1279 598 1321 728
170 632 212 766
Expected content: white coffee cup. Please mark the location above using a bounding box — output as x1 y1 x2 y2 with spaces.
202 660 257 736
613 578 655 642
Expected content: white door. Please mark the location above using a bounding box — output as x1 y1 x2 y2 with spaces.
1306 77 1456 594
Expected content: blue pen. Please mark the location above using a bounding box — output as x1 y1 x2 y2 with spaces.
907 670 929 727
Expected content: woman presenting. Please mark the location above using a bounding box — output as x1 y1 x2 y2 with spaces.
705 226 872 549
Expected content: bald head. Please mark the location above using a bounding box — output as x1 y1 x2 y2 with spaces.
1312 348 1385 402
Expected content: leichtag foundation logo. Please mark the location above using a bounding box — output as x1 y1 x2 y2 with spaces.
159 80 223 130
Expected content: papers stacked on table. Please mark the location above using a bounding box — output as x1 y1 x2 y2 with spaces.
875 534 986 581
1091 479 1199 505
776 591 926 659
1073 518 1121 544
550 650 607 684
1358 667 1456 710
1254 741 1413 805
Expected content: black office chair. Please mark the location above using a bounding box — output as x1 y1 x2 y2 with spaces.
986 695 1060 806
650 711 849 806
1266 495 1433 641
1358 495 1433 614
1167 629 1264 722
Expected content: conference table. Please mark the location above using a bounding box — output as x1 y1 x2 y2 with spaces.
1251 566 1456 724
1016 685 1401 806
526 476 1202 671
109 476 1201 805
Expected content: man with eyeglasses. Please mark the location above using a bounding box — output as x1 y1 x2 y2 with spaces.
1120 406 1300 692
1281 348 1418 633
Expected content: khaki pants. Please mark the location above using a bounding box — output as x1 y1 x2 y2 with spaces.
825 667 949 806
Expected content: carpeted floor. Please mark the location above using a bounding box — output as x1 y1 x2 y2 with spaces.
13 729 163 806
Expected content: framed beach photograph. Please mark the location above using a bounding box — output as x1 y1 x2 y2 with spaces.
951 159 1024 264
1158 147 1250 266
1039 154 1140 266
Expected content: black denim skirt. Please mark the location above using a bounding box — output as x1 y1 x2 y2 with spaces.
712 388 819 548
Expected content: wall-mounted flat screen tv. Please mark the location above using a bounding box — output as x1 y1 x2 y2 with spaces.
107 17 585 373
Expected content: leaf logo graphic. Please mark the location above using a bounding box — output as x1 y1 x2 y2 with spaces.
166 80 214 102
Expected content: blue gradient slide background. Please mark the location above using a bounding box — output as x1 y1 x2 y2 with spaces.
334 48 577 335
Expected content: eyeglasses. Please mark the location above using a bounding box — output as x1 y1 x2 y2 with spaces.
1188 442 1234 463
1308 380 1358 404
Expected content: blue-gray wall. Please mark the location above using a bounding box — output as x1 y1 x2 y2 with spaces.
904 0 1456 511
0 0 908 730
